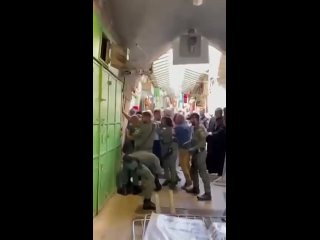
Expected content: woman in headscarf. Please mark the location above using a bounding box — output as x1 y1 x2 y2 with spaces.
206 116 226 176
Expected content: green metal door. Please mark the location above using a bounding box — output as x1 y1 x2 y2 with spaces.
114 80 123 148
97 151 115 211
93 158 99 215
114 124 121 148
93 61 100 216
98 154 108 211
100 70 109 156
107 124 115 151
93 8 125 215
114 146 122 176
93 62 100 157
93 126 100 158
93 62 100 124
115 80 123 123
93 120 99 216
94 65 125 213
108 149 117 194
107 75 116 124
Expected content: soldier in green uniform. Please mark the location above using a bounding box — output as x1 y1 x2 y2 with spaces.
128 151 162 177
119 155 157 210
117 151 162 195
126 111 162 191
184 113 212 201
118 113 142 195
127 111 155 152
158 116 178 189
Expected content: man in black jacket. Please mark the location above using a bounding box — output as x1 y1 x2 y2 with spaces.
206 116 226 176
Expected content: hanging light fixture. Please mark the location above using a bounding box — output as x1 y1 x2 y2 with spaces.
193 0 203 6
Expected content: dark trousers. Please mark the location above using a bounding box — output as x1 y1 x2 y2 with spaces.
152 140 162 167
206 151 225 176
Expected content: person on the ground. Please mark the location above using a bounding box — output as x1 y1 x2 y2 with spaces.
207 108 223 133
118 155 157 210
206 116 226 175
152 109 163 166
158 117 178 189
174 113 192 189
184 113 212 201
117 153 142 196
126 111 156 152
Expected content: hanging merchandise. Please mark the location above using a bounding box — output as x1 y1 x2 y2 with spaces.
144 96 153 110
130 93 139 110
149 96 155 110
169 97 176 109
178 94 183 109
189 97 196 112
183 93 188 103
165 97 171 108
153 88 160 108
132 105 140 112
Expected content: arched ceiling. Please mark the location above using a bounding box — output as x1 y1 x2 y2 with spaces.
95 0 226 71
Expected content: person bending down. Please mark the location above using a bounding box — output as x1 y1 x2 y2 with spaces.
127 151 162 191
118 156 157 210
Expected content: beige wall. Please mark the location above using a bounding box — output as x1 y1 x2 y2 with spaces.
207 54 226 114
217 54 226 88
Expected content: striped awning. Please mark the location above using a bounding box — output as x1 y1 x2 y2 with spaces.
181 69 208 94
151 53 171 95
152 51 210 97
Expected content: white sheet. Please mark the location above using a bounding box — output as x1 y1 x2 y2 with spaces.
143 213 216 240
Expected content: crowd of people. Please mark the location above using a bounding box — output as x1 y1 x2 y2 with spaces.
117 106 226 210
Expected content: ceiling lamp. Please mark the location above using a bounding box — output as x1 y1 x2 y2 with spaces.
193 0 203 6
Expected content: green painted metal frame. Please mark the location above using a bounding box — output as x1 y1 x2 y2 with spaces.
93 9 124 217
93 60 101 216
